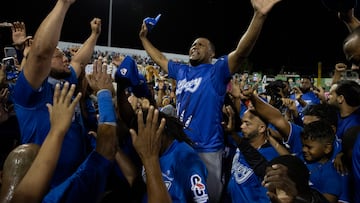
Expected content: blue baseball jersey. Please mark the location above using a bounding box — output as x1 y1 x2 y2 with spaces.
168 56 231 152
336 108 360 140
283 122 304 156
11 68 89 188
142 140 209 203
285 123 343 199
225 144 279 202
307 160 342 198
43 151 112 203
290 91 320 114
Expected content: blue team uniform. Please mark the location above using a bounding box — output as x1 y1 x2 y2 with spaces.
225 144 279 202
142 140 209 203
43 151 112 203
290 91 320 115
285 122 343 199
12 67 90 188
167 56 231 152
336 108 360 140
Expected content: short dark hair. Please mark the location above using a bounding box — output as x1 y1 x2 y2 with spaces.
302 120 335 144
335 80 360 107
302 103 338 127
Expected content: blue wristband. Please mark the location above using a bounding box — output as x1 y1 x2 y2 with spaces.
97 89 117 125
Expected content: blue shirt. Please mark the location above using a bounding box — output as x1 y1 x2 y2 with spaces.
336 108 360 140
168 56 231 152
142 140 209 203
285 123 343 198
12 68 90 188
226 144 279 202
43 151 112 203
290 91 320 115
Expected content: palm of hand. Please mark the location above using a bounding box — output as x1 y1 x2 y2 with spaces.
12 30 27 45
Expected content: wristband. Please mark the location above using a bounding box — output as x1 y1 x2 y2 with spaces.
97 89 117 125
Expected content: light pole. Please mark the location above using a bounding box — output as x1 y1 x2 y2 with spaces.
107 0 113 46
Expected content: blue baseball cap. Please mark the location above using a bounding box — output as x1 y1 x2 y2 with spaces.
144 14 161 31
130 74 152 99
115 55 140 87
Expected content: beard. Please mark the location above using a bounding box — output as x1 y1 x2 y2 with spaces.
243 130 259 141
50 68 71 79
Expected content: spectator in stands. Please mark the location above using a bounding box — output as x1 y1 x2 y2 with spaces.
10 0 102 190
139 0 283 201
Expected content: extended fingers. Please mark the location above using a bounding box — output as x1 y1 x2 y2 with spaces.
53 83 61 104
136 108 144 131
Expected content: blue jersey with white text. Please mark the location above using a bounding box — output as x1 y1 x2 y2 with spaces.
226 144 279 202
168 56 231 152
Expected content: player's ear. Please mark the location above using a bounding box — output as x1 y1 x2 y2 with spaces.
324 142 333 155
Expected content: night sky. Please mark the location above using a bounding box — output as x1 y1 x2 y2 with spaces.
1 0 357 76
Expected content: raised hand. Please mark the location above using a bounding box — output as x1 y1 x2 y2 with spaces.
11 21 32 49
251 0 282 16
335 62 347 73
262 164 298 203
130 106 166 162
90 18 101 35
86 59 114 95
46 82 81 136
139 22 149 40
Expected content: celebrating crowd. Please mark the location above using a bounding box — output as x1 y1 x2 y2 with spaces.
0 0 360 202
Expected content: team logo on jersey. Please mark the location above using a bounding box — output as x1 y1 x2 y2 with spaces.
231 151 254 184
176 77 202 94
164 181 172 190
120 68 127 76
142 166 174 190
190 174 208 202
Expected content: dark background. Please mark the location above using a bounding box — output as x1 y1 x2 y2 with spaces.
1 0 358 76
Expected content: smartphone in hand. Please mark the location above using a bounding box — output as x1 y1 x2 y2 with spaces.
2 57 19 81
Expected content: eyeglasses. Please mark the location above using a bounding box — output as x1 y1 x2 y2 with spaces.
53 52 65 58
